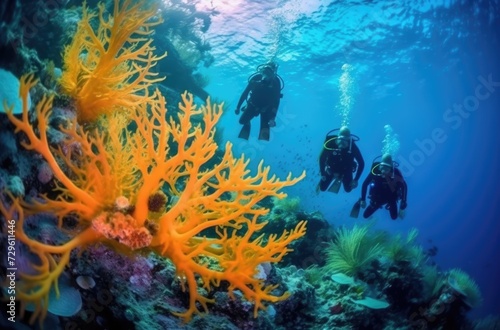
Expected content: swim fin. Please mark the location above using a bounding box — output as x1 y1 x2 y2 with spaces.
328 178 342 194
258 127 270 140
238 124 250 140
350 201 361 218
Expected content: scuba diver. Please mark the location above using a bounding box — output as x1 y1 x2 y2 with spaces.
317 126 365 194
235 61 284 140
351 153 408 220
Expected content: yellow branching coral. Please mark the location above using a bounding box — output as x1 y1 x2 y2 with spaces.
59 0 166 122
2 75 307 324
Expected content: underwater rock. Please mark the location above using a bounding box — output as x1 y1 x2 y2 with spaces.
7 175 24 197
0 0 21 46
154 45 210 101
282 211 336 268
274 265 316 326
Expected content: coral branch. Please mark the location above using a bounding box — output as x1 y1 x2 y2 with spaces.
59 0 166 122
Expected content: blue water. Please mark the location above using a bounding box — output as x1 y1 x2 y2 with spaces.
193 0 500 319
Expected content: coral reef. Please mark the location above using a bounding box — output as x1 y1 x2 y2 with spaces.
152 1 215 101
59 0 166 122
1 73 306 325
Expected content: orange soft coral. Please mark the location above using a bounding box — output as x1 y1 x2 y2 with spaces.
59 0 166 122
2 75 307 324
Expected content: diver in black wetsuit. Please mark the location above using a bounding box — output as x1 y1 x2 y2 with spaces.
235 62 284 141
356 153 408 220
318 126 365 194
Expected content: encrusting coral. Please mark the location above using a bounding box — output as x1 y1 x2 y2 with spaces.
59 0 166 123
1 74 307 325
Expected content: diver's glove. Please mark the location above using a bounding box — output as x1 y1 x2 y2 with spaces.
400 200 407 210
268 119 276 127
359 199 366 208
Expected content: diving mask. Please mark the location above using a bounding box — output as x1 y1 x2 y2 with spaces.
335 136 349 149
379 163 392 175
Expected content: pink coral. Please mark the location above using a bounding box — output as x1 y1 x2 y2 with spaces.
91 211 153 250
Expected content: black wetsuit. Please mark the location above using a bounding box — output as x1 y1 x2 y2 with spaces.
318 137 364 192
361 162 408 219
236 73 282 140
